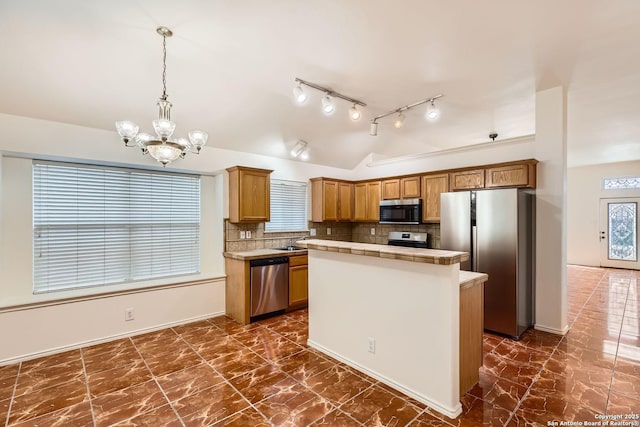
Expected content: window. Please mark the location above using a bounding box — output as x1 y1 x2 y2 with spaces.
265 179 308 232
603 177 640 190
33 161 200 293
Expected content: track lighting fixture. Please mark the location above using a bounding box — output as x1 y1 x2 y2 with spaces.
293 82 307 104
349 104 361 121
293 78 366 121
369 94 443 137
290 140 309 160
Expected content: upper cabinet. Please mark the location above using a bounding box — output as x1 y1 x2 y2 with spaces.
422 174 449 223
227 166 272 223
354 181 381 222
449 169 485 191
311 178 353 222
381 176 421 200
485 162 537 189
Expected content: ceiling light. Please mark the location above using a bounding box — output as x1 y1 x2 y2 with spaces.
426 100 440 121
370 121 379 136
115 26 207 166
299 147 310 160
321 95 335 115
369 95 443 137
293 78 366 119
350 104 361 121
393 112 405 129
290 140 307 158
292 82 307 104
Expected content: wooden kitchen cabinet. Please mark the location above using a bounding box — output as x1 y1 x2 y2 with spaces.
311 178 352 222
227 166 272 223
421 174 449 222
224 257 251 324
485 162 537 189
382 176 421 199
449 169 485 191
354 181 381 221
288 255 308 309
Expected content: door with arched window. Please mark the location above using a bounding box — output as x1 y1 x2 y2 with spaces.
600 197 640 270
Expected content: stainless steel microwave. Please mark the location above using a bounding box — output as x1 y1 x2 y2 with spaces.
379 198 422 224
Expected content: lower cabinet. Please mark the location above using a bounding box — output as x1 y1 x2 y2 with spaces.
288 255 308 309
459 279 484 397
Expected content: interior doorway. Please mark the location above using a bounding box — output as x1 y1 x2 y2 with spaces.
599 198 640 270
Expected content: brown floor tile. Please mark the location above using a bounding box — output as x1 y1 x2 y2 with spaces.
561 329 620 354
87 359 152 397
19 350 81 373
490 341 549 366
614 354 640 377
228 363 298 404
303 365 374 405
467 371 528 412
112 403 182 427
272 349 336 382
210 407 271 427
0 363 19 380
548 341 617 371
231 326 282 347
143 346 202 377
82 344 142 375
250 335 306 362
92 380 168 427
611 370 640 400
255 383 334 426
1 399 10 427
81 338 135 358
190 335 246 361
310 409 363 426
481 352 542 388
482 334 504 355
14 359 85 397
512 329 563 354
426 395 511 427
340 384 423 426
8 378 89 424
173 382 250 425
10 401 93 427
156 363 225 402
210 315 261 335
408 410 453 426
131 332 191 358
512 388 600 426
208 347 269 380
530 367 610 413
171 318 214 334
0 369 18 402
606 391 640 415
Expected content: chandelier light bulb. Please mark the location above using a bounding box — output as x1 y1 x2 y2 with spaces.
394 112 405 129
349 105 361 121
426 100 440 121
321 95 335 115
292 83 307 104
188 131 208 152
115 121 140 145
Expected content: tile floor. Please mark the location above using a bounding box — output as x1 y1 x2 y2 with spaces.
1 265 639 426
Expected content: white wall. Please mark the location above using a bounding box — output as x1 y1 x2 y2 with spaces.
567 160 640 266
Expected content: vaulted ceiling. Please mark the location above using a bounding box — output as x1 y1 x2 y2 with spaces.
1 0 639 169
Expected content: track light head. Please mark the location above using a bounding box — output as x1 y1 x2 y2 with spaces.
393 112 405 129
370 121 378 136
292 82 307 104
426 100 440 121
290 140 306 157
299 147 310 160
321 95 335 115
349 105 361 121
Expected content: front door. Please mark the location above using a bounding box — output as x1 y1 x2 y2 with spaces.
599 198 640 270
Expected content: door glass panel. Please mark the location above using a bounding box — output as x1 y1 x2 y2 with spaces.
608 202 637 261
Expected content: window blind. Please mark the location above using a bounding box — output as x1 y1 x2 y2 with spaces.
265 179 308 232
33 161 201 293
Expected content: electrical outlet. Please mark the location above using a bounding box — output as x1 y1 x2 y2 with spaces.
246 230 251 238
310 228 317 236
240 231 246 239
368 337 376 354
370 228 376 235
125 308 135 321
327 227 332 235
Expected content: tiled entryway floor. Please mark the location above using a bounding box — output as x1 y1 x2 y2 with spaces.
1 265 639 426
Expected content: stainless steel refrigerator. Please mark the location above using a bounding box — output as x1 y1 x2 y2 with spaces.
440 188 535 339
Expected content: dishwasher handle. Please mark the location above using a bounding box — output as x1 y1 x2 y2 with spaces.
250 257 289 267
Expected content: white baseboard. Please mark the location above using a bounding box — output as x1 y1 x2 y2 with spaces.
534 323 569 335
307 340 463 419
0 311 225 366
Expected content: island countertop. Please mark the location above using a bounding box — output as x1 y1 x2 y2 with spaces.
223 248 307 261
296 239 469 265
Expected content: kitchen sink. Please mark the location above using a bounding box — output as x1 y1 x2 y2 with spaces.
273 246 305 251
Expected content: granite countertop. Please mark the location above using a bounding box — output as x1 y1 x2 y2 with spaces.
459 270 488 288
223 248 307 261
296 239 469 266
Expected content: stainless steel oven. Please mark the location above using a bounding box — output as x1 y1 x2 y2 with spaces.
379 198 422 224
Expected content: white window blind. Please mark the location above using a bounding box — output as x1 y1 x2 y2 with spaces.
33 161 201 294
265 179 308 232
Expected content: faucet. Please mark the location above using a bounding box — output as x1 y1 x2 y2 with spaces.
288 238 295 248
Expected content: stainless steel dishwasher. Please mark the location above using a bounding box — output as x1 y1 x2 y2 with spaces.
250 256 289 317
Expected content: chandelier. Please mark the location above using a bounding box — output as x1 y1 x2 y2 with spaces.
115 26 207 166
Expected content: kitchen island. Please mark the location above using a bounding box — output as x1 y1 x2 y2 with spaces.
295 239 486 418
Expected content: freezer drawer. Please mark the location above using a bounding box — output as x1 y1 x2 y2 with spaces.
250 257 289 317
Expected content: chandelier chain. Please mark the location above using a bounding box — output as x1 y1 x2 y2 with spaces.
161 35 168 100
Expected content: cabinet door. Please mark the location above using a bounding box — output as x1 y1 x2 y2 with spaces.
366 181 381 221
450 170 485 191
485 164 533 188
401 177 421 198
239 170 270 221
338 182 353 221
382 179 401 200
323 181 339 221
354 183 368 221
289 265 308 307
422 174 449 222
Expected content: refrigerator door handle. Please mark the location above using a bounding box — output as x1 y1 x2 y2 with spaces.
472 225 478 272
